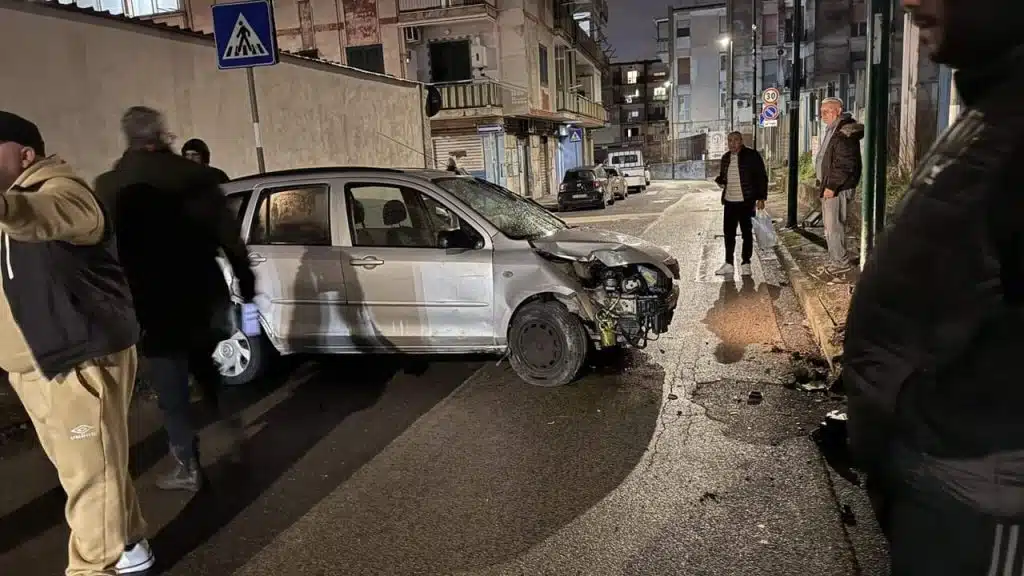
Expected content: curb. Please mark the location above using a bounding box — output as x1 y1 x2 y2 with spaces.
772 230 843 370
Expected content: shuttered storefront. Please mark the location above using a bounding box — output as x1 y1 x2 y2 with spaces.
433 133 484 174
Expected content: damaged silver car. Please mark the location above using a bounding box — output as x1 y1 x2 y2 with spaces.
215 167 680 388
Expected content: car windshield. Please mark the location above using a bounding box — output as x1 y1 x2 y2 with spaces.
433 177 568 240
605 168 619 176
564 170 597 182
611 154 639 164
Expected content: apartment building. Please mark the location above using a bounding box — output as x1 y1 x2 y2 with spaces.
86 0 610 197
592 59 670 161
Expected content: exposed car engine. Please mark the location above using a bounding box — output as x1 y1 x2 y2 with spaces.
572 261 677 349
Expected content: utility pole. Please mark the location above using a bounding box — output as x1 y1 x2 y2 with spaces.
785 0 802 228
860 0 893 265
728 39 735 131
751 0 758 151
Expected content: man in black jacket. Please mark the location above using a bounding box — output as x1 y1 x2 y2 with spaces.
843 1 1024 573
182 138 230 184
713 131 768 277
814 98 864 272
96 107 256 492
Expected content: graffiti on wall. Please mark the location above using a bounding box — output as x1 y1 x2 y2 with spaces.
343 0 380 46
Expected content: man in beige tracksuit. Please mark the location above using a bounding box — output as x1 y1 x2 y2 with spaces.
0 111 153 575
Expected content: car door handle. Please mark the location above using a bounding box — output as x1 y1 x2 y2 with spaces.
249 253 267 265
350 256 384 269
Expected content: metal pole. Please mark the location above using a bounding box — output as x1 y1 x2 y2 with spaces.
871 0 892 235
859 0 891 264
751 0 758 151
729 40 735 131
785 0 802 228
247 67 266 173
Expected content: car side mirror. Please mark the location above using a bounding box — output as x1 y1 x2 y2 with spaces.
438 228 480 250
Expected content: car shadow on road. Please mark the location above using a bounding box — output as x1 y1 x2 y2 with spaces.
274 350 664 575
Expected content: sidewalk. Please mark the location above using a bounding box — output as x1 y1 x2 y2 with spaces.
765 187 859 369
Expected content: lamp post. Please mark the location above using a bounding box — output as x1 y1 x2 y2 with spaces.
720 35 734 131
663 80 673 167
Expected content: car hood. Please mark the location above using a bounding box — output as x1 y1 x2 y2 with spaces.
529 227 680 278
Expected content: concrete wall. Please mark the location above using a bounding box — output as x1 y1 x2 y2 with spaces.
649 161 707 181
0 0 428 182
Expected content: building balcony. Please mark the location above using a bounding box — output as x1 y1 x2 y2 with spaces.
398 0 496 24
431 80 528 121
553 7 609 70
557 91 608 127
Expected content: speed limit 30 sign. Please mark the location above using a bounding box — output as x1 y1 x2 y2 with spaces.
762 87 780 105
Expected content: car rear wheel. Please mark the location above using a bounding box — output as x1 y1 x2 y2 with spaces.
213 329 270 387
508 301 588 387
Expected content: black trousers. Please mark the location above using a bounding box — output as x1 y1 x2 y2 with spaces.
144 336 222 459
723 200 755 265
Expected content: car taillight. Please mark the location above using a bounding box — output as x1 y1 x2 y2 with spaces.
594 181 603 188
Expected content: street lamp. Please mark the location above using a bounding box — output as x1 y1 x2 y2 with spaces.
720 35 734 131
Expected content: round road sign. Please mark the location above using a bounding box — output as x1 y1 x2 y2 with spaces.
762 87 780 105
762 105 780 120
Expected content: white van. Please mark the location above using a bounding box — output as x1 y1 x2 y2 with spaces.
606 149 647 192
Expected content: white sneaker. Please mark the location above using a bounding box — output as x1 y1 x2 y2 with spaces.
740 263 752 276
715 263 734 276
116 539 155 574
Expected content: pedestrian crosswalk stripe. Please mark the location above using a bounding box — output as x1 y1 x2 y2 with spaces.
222 14 268 60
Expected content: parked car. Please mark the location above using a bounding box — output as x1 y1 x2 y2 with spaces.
607 149 647 192
557 165 615 211
214 168 680 388
604 166 628 200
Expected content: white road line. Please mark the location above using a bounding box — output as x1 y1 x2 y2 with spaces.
652 199 672 204
647 190 660 196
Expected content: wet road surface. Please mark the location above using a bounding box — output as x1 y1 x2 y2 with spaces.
0 181 887 575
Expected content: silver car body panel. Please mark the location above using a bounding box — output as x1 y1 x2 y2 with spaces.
220 169 676 357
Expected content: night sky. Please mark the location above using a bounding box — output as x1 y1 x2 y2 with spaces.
606 0 666 63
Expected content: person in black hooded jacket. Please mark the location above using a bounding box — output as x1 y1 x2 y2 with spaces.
181 138 230 184
843 0 1024 574
95 107 255 493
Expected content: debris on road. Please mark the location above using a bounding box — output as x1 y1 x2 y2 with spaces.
747 391 764 405
699 491 719 504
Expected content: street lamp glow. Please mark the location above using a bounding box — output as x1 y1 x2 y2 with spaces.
663 80 671 88
719 35 731 48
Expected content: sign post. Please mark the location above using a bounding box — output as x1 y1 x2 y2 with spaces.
213 0 279 173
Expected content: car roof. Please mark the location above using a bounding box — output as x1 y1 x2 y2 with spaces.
226 166 459 186
567 165 600 172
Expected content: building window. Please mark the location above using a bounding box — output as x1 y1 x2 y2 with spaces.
346 45 385 74
851 3 868 36
653 86 667 98
539 44 550 87
762 59 778 88
628 110 640 120
676 26 690 38
429 40 472 83
762 14 778 45
625 127 640 139
63 0 180 16
720 53 728 71
679 95 690 121
677 57 691 85
720 15 728 33
626 69 639 84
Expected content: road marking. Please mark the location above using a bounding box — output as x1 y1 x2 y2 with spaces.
647 190 660 196
561 212 665 224
652 199 673 204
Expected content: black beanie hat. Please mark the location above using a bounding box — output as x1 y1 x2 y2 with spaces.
0 111 45 156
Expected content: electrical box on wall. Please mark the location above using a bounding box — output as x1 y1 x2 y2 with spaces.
471 36 488 69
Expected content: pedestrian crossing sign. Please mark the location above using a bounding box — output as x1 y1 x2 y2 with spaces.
212 0 278 70
568 128 583 143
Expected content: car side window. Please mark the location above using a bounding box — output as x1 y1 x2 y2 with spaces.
225 190 252 231
346 184 436 248
250 185 331 246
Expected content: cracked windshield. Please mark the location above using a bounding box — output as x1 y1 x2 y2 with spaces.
434 176 567 240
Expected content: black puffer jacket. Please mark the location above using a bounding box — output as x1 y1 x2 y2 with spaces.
843 46 1024 518
714 146 768 203
816 115 864 197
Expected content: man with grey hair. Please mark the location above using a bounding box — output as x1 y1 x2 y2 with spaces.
96 106 255 493
814 97 864 273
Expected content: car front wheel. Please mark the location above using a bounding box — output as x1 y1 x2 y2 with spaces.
213 329 270 386
507 301 588 387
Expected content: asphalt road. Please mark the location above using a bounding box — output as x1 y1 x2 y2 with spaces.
0 181 887 576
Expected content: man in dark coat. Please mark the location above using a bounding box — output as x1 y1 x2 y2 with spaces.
181 138 230 184
843 0 1024 573
713 131 768 277
95 107 255 492
814 97 864 273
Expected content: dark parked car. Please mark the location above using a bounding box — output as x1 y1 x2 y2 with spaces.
557 166 615 211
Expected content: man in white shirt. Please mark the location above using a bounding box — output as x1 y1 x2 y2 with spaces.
713 131 769 276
